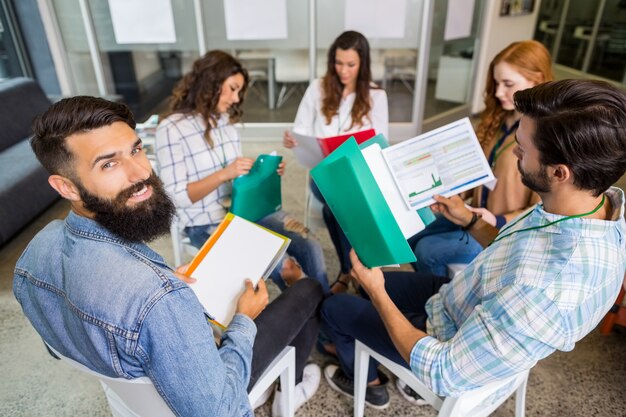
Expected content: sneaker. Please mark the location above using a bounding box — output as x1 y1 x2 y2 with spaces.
396 378 428 405
272 363 321 417
323 364 390 410
252 383 273 409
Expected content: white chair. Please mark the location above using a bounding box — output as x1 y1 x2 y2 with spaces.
46 343 296 417
274 49 310 108
170 215 198 267
354 340 529 417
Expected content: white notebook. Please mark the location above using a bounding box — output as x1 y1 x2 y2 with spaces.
185 213 290 328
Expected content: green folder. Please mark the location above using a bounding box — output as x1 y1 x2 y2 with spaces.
311 138 416 267
231 154 283 222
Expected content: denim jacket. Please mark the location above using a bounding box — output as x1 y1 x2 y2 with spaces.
13 211 257 416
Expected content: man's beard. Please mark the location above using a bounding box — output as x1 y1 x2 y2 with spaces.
76 173 176 243
518 161 551 194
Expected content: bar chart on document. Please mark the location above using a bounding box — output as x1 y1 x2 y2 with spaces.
395 152 444 202
383 118 495 210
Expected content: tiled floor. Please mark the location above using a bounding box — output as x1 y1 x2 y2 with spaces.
1 141 625 416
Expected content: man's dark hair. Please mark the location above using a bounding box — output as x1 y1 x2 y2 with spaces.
514 79 626 196
31 96 135 178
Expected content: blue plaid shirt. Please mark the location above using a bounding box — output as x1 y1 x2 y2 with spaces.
156 113 241 228
410 187 626 396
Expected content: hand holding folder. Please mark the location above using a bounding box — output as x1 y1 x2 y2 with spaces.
185 213 290 329
231 154 283 222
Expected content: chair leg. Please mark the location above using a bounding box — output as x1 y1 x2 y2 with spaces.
303 171 311 228
514 374 528 417
170 222 182 267
353 341 369 417
280 348 296 417
276 85 288 108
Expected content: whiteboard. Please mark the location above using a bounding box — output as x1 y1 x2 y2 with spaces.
224 0 288 40
108 0 176 44
344 0 406 39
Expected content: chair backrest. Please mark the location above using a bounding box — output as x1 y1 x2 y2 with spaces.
46 344 296 417
46 345 175 417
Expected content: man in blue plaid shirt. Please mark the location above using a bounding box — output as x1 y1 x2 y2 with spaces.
321 79 626 409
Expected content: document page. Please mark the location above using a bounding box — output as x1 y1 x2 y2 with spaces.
361 143 425 238
292 131 325 169
382 118 494 210
188 215 289 327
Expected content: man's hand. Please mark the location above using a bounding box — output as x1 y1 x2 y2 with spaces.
222 157 254 181
283 131 298 148
349 250 385 297
431 195 474 227
174 264 197 284
236 279 269 320
277 161 286 176
468 206 497 227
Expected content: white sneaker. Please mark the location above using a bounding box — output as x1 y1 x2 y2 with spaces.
272 363 321 417
252 383 274 409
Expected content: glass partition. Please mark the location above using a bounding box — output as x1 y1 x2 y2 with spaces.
422 0 483 130
50 0 199 119
316 0 423 125
534 0 626 85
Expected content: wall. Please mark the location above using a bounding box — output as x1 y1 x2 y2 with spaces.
470 0 540 113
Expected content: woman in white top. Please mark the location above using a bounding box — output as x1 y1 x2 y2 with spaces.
284 31 389 292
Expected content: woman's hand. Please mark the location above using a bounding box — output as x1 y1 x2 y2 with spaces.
468 207 497 227
283 131 298 149
277 161 286 176
222 157 254 181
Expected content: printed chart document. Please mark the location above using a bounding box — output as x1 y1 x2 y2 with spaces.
291 129 377 169
311 118 492 267
185 213 290 329
383 117 494 210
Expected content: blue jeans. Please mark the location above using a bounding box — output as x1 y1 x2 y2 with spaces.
310 180 353 274
185 210 330 293
408 215 483 276
321 271 450 382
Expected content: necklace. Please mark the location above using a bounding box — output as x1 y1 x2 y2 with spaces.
491 194 606 244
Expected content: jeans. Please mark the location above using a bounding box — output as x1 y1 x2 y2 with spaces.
321 271 450 382
408 215 483 276
248 278 324 388
185 210 330 293
310 180 353 274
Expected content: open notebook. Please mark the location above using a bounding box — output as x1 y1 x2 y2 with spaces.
185 213 290 329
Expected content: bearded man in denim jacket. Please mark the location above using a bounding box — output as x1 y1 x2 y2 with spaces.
13 96 323 416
